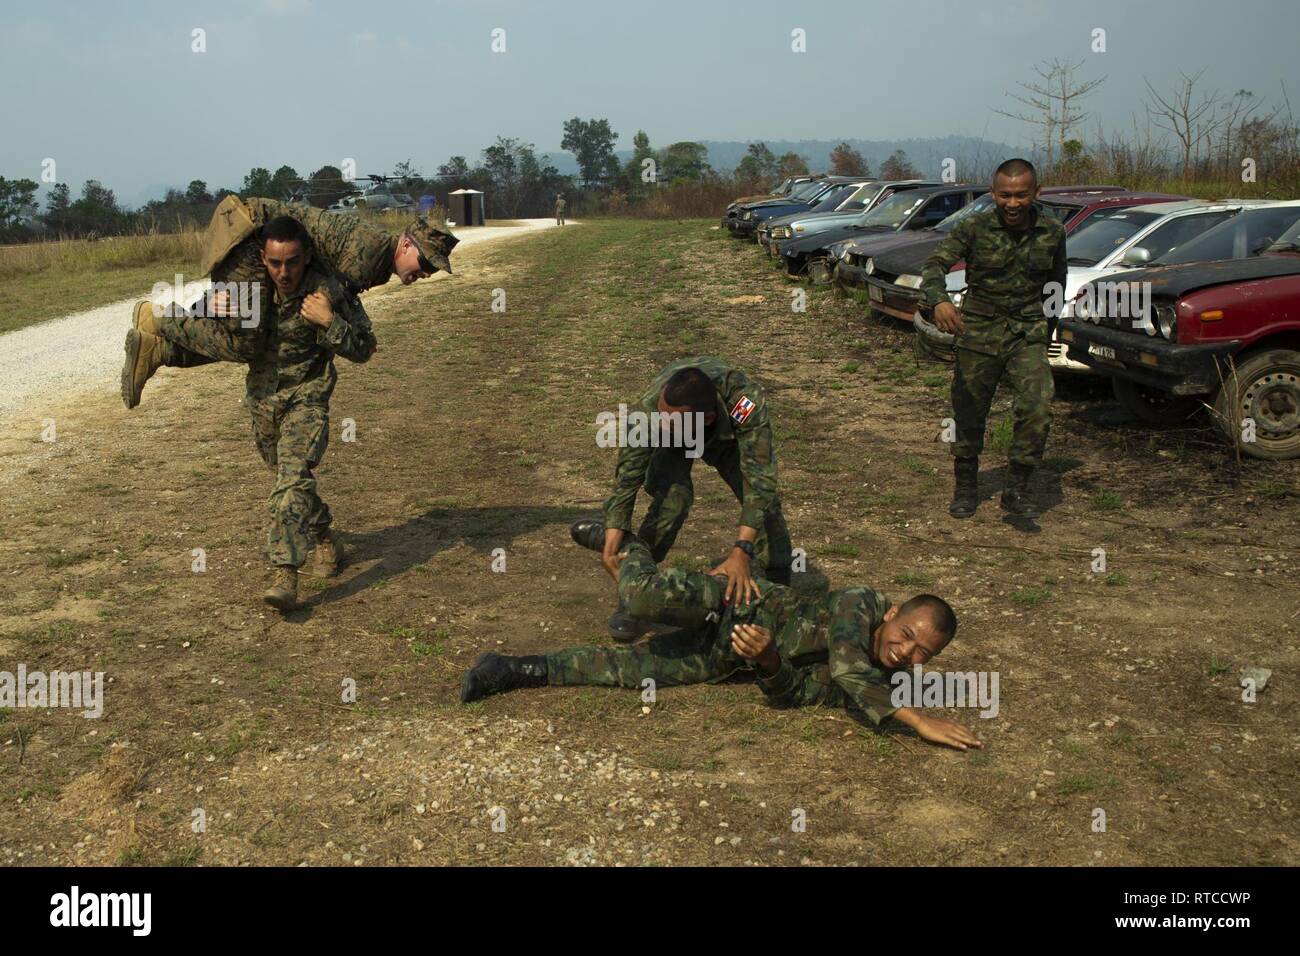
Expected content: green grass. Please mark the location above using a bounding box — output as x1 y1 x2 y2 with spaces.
1205 658 1230 677
893 571 936 588
988 418 1014 453
1092 490 1124 511
1104 571 1129 586
1012 585 1052 607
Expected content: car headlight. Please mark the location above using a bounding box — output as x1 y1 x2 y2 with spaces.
772 226 790 238
864 258 875 276
1156 305 1177 340
895 274 923 289
743 211 753 220
794 224 805 233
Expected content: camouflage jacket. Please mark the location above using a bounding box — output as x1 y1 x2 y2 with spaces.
725 581 899 724
245 265 376 403
602 356 780 532
920 204 1067 322
246 199 397 294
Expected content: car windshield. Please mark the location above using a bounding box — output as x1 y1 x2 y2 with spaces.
1065 210 1163 265
1040 202 1081 223
809 183 859 212
936 194 994 232
1267 216 1300 253
861 192 927 229
1158 205 1300 264
789 180 826 201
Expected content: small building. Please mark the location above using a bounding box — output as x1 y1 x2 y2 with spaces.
447 188 485 226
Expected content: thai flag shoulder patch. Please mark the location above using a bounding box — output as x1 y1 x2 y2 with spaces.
730 395 755 425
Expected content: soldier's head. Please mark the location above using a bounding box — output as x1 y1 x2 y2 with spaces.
991 158 1040 229
872 594 957 670
260 216 312 295
394 218 457 284
658 367 717 426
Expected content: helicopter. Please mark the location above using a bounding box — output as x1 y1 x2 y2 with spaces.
326 174 417 213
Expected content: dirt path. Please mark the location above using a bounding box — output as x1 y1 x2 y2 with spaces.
0 219 1295 867
0 219 563 423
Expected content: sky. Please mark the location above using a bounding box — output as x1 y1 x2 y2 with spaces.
3 0 1298 207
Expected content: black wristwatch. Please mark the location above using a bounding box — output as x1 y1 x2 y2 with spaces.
733 539 756 559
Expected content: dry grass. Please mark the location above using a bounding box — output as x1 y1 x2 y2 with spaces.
0 231 204 281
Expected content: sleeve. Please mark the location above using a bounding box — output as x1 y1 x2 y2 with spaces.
920 218 973 309
757 659 849 708
727 379 778 530
827 590 899 725
318 284 376 363
600 395 657 531
1050 225 1068 315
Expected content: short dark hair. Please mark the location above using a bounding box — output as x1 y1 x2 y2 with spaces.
261 215 312 252
994 158 1037 184
662 367 716 412
899 593 958 645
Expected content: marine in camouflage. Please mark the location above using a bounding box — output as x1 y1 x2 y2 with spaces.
546 537 900 724
601 356 794 580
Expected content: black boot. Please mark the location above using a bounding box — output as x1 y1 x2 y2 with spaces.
460 653 548 703
570 518 607 552
949 457 979 518
607 597 651 644
1001 464 1040 517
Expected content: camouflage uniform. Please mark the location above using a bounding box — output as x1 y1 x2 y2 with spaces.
239 266 376 567
602 356 793 582
555 197 566 226
920 204 1067 468
156 197 454 368
546 537 899 724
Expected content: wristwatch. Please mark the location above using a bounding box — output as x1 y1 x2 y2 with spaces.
733 539 756 559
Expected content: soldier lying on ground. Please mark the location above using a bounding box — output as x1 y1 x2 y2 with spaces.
460 519 984 751
121 194 456 409
597 357 795 643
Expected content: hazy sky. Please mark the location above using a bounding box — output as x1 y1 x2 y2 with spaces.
3 0 1298 205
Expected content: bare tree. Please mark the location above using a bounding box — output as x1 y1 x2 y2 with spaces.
996 59 1107 171
1143 69 1223 179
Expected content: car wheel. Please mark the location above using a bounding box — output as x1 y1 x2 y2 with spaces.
1213 348 1300 460
1111 377 1201 426
804 257 835 284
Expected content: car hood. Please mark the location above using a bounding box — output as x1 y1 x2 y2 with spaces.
840 230 932 260
1099 255 1300 299
768 209 863 231
869 233 946 275
783 223 895 254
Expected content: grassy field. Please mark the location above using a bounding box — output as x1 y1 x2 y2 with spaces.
0 219 1295 866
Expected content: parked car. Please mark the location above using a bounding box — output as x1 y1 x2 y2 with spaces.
721 175 824 232
843 188 1176 320
913 197 1257 368
759 180 939 256
756 179 875 252
728 176 862 238
1060 211 1300 459
776 183 968 279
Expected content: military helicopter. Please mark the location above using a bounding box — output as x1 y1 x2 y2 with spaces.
326 174 417 213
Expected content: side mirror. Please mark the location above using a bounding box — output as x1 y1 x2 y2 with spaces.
1121 246 1151 266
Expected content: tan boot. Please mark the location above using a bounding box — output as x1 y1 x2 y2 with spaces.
131 299 163 336
310 530 343 578
120 328 168 409
263 566 298 611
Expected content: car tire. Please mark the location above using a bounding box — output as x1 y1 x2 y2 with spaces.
805 257 834 284
1212 348 1300 461
1111 377 1201 426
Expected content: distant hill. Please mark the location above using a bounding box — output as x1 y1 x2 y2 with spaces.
543 135 1024 179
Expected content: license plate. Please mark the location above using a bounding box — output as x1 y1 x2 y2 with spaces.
868 284 883 303
1088 343 1117 361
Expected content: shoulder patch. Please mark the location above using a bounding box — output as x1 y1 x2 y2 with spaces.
730 395 755 425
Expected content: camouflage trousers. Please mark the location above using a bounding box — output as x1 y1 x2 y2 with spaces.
156 238 271 368
248 393 333 568
637 442 793 583
951 317 1054 468
547 538 750 688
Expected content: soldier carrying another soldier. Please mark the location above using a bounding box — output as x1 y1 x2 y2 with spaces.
460 519 983 752
121 194 456 409
920 158 1067 520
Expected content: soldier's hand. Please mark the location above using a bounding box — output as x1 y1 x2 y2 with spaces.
933 301 965 335
730 623 779 676
710 549 760 607
600 527 626 583
901 710 984 751
302 291 335 328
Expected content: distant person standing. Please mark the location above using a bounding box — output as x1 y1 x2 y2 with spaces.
555 193 567 226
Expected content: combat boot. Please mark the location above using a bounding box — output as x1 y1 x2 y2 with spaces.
309 529 343 578
949 457 980 518
460 653 549 703
570 518 607 552
1001 464 1041 518
120 328 170 410
131 299 164 336
263 566 298 612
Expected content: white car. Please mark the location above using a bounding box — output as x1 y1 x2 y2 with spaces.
920 199 1277 371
